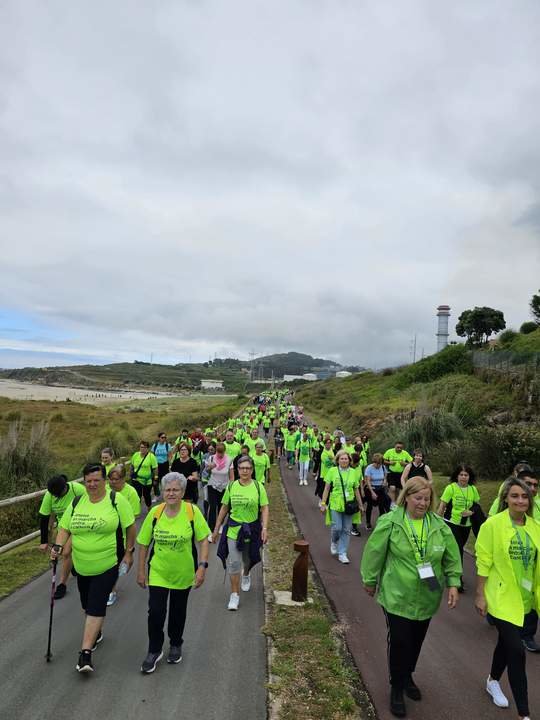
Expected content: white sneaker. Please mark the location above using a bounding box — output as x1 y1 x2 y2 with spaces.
227 592 240 611
241 574 251 592
299 479 303 485
107 591 117 606
330 541 338 556
486 677 509 708
338 554 350 564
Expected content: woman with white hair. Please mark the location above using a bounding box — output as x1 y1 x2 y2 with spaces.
137 472 210 674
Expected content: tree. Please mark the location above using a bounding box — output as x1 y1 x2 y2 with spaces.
530 290 540 324
520 321 538 335
455 306 506 346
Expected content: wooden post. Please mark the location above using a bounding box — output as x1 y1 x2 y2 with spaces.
291 540 309 602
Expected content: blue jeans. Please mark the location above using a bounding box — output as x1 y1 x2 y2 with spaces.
287 450 295 465
330 510 353 555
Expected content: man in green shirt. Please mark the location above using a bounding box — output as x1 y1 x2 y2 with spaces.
38 474 87 599
384 442 413 505
224 430 242 460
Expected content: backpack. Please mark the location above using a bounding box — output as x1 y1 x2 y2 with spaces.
152 441 171 457
72 490 125 562
149 502 198 571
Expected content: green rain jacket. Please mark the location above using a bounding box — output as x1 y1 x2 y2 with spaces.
360 508 462 621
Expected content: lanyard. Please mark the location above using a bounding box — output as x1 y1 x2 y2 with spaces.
456 483 470 505
512 522 532 571
405 512 429 561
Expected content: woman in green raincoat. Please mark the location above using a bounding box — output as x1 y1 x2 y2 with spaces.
361 477 461 718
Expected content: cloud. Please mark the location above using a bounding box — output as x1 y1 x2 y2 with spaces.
1 0 540 369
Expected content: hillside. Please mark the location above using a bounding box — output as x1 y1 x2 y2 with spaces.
504 327 540 353
294 344 540 478
0 351 338 391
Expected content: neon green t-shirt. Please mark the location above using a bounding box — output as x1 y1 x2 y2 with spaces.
284 431 298 452
263 417 271 428
383 448 413 473
119 483 141 518
296 439 311 461
39 481 86 519
137 502 210 590
131 451 158 486
59 492 135 575
441 483 480 527
223 480 269 540
325 467 360 513
509 524 537 613
224 441 242 459
253 452 270 484
320 449 335 479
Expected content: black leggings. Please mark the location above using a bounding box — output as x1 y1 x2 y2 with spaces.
384 609 431 688
448 522 470 584
490 616 529 717
133 480 152 509
148 585 191 653
207 486 225 532
365 487 391 525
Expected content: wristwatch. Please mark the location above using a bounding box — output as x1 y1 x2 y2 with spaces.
198 561 209 569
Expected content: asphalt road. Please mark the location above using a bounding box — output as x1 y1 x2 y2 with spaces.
279 457 540 720
0 526 267 720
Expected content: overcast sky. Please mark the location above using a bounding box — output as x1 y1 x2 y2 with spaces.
1 1 539 370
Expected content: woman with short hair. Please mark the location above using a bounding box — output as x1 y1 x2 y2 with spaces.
137 472 210 673
361 478 461 717
363 453 391 529
320 450 363 564
51 463 136 673
213 455 269 611
170 442 200 504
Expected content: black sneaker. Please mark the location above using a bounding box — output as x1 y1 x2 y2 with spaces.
167 646 183 664
141 651 163 673
91 631 103 651
390 686 406 717
76 650 94 673
53 583 67 600
522 636 540 653
404 676 422 701
350 528 361 536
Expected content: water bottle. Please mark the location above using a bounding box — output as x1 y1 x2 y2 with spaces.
118 561 129 576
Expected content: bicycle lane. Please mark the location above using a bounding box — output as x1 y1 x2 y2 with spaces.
278 457 540 720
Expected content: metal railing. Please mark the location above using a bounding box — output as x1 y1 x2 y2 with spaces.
0 398 255 554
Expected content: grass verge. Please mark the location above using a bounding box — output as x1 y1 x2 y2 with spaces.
0 539 50 599
263 464 369 720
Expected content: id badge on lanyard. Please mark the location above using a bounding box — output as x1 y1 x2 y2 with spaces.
416 562 441 592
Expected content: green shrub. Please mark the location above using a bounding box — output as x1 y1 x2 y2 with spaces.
431 424 540 479
0 420 54 498
520 321 539 335
394 345 473 389
498 329 518 347
373 409 465 456
86 426 139 465
5 411 21 421
50 412 64 423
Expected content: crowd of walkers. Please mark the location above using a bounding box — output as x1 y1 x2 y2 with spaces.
40 393 282 675
37 392 540 720
275 403 539 720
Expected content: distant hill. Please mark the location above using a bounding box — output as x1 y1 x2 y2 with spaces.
0 351 340 391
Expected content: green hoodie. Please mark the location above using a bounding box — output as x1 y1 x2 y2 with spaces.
361 508 462 620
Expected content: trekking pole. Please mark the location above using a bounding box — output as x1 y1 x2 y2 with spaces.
46 557 58 662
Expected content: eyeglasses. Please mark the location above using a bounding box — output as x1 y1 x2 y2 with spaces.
238 466 252 471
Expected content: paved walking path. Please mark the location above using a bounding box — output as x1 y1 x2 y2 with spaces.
278 457 540 720
0 530 267 720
